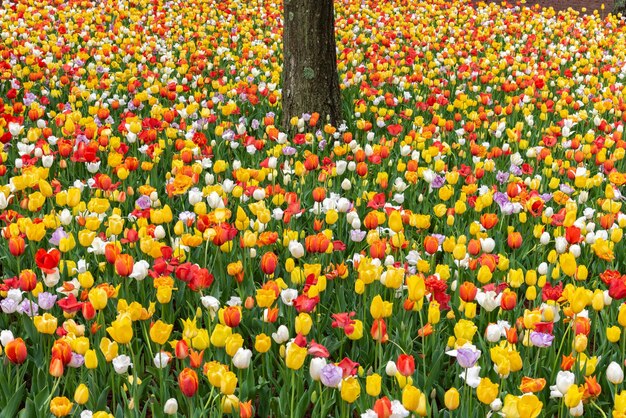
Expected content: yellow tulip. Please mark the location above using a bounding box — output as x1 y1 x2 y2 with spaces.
149 320 174 345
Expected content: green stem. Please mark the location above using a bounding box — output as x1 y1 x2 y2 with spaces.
290 370 296 415
590 400 608 418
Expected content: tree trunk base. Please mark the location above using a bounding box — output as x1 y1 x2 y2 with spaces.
281 0 343 130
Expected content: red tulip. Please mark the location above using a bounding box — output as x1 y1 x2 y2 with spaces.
396 354 415 377
175 339 189 360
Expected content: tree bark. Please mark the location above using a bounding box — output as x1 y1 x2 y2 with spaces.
282 0 343 130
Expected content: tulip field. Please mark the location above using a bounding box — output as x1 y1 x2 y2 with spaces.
4 0 626 416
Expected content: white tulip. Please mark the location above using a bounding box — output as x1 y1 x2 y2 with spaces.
272 325 289 344
0 330 14 346
112 355 133 374
309 357 327 381
569 401 584 417
607 361 624 384
288 241 305 259
232 348 252 369
164 398 178 415
385 360 398 376
129 260 150 281
555 371 575 395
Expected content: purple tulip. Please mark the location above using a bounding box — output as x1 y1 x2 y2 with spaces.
456 347 481 368
38 292 58 310
530 331 554 348
320 364 343 388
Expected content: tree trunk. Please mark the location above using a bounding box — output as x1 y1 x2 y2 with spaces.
282 0 343 130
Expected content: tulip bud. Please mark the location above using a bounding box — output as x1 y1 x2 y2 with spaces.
164 398 178 415
607 361 624 384
74 383 89 405
444 387 460 410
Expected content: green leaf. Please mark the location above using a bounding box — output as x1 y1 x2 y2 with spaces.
1 382 25 418
96 386 111 411
18 398 36 418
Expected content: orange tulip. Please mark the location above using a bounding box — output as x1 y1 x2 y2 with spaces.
459 281 477 302
500 290 517 310
189 349 204 369
312 187 326 202
49 356 64 377
584 376 602 398
104 243 120 264
364 212 379 230
480 213 498 230
573 317 591 336
423 236 439 255
5 338 27 364
369 240 387 259
467 239 481 256
175 339 189 360
373 397 393 418
18 269 37 292
223 306 241 328
8 236 25 256
519 377 546 393
239 400 254 418
305 233 330 254
52 340 73 365
115 254 134 277
506 327 518 344
260 252 278 275
178 367 199 397
507 232 522 249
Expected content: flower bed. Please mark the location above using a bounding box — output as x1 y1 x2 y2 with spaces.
1 0 626 417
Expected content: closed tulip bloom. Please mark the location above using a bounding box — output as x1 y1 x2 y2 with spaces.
88 287 108 311
477 378 499 404
163 398 178 415
396 354 415 376
149 320 173 345
225 333 244 357
514 394 543 418
309 357 327 381
295 313 313 335
607 326 621 343
74 383 89 405
340 376 360 403
114 253 134 277
254 333 271 353
402 385 422 411
445 388 460 410
5 338 27 364
85 349 98 369
222 306 241 328
49 356 64 377
178 367 199 397
285 342 307 370
220 371 238 395
106 314 133 345
232 348 252 369
210 324 232 347
366 373 382 397
608 361 625 384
